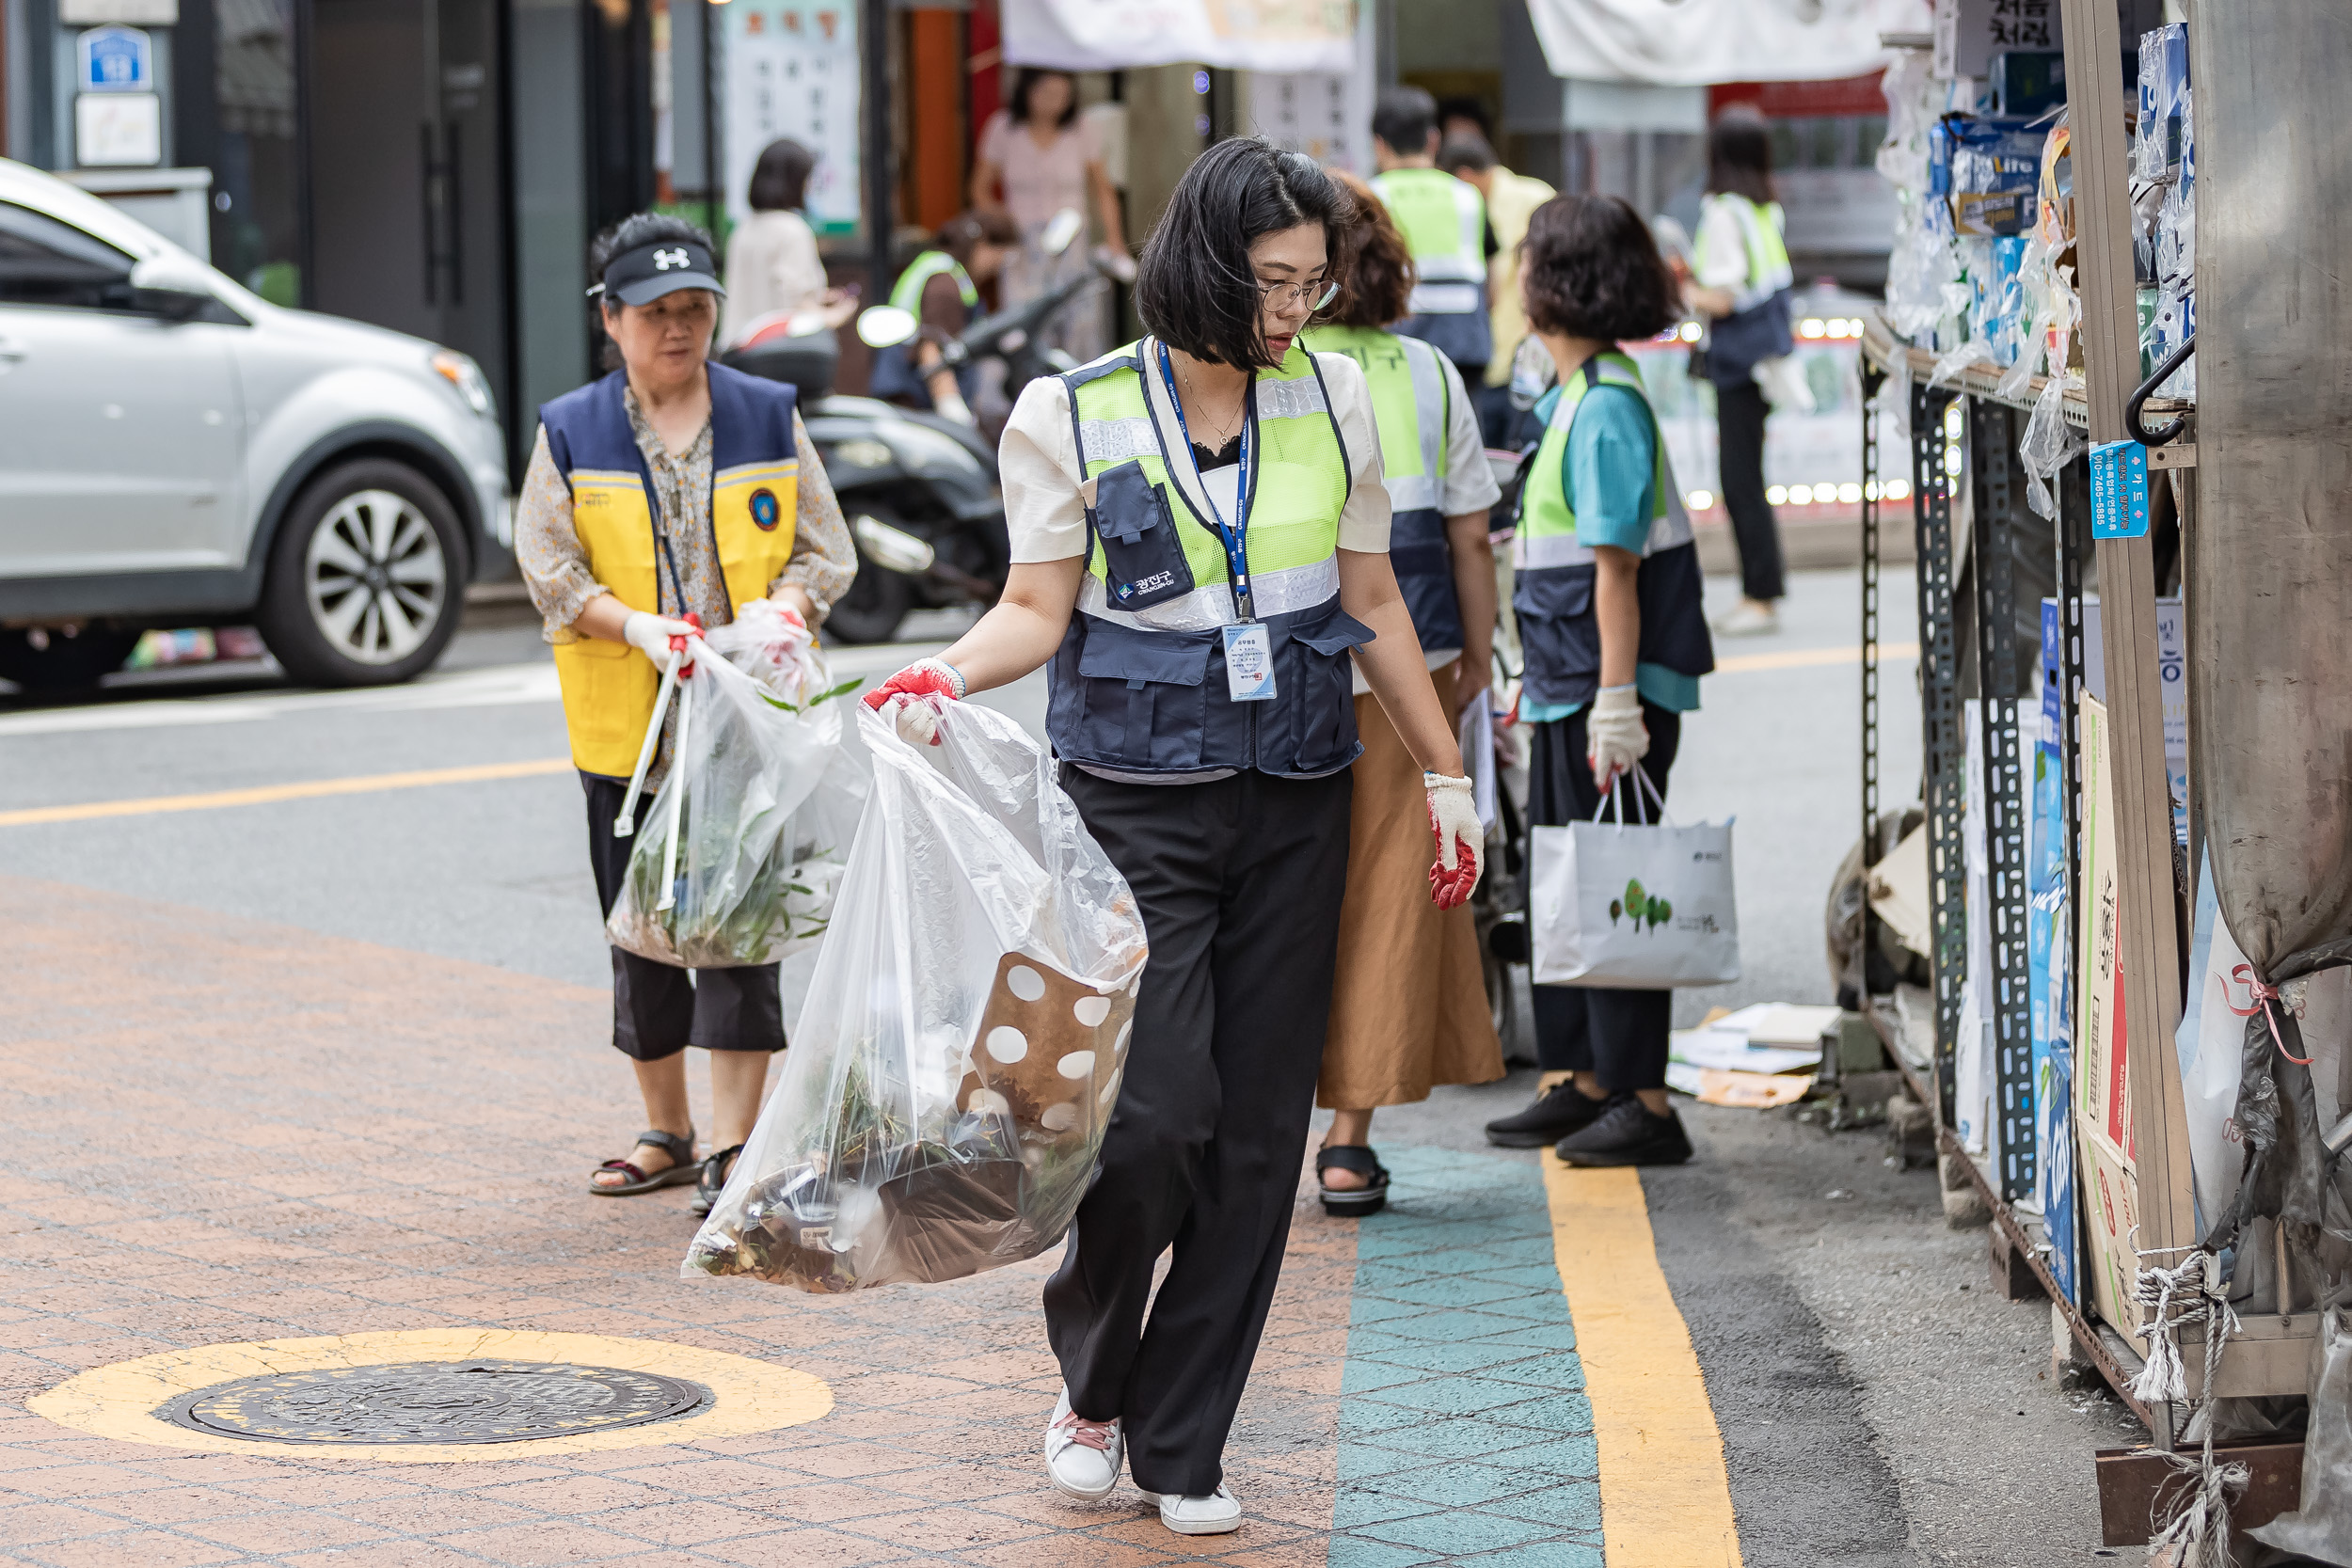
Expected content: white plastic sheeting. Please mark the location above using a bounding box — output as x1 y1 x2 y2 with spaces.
1001 0 1354 73
1522 0 1929 87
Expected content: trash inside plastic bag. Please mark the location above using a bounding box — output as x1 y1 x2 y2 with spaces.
2018 372 2083 520
605 604 868 969
2249 1307 2352 1560
684 700 1149 1291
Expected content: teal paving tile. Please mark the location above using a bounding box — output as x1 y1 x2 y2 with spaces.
1340 1445 1451 1482
1359 1510 1558 1556
1376 1462 1544 1510
1487 1434 1601 1477
1349 1293 1451 1326
1376 1275 1531 1309
1332 1488 1443 1528
1457 1542 1606 1567
1360 1375 1550 1418
1483 1481 1605 1530
1356 1418 1569 1463
1343 1357 1445 1395
1369 1307 1536 1341
1468 1323 1580 1353
1340 1400 1434 1436
1327 1537 1442 1568
1470 1262 1581 1291
1487 1393 1596 1433
1359 1340 1537 1375
1482 1358 1587 1394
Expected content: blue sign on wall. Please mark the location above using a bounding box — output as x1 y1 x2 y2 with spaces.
2088 438 2151 540
78 26 152 92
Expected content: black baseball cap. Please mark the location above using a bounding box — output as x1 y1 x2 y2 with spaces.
595 237 725 306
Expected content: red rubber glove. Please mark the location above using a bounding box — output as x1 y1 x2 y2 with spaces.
861 658 965 744
1425 772 1483 911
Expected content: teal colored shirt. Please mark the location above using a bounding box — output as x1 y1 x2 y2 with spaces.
1518 384 1703 721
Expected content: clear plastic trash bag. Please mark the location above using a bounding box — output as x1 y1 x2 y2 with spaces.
684 699 1149 1292
605 604 868 969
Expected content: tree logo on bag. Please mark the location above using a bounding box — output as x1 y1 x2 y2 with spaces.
1608 877 1672 932
750 488 780 530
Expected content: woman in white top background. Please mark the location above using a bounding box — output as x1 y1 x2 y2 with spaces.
971 68 1130 365
719 138 853 350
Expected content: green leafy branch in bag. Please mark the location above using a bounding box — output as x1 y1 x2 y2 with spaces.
758 676 864 716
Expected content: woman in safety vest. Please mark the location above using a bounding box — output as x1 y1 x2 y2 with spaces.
1300 170 1503 1218
1478 194 1715 1167
867 209 1017 427
513 213 856 1212
1685 112 1797 638
863 140 1483 1538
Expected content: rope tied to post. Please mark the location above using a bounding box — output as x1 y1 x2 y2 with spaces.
2129 1239 2245 1566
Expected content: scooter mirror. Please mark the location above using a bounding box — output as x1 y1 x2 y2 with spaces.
1040 207 1086 259
856 305 918 349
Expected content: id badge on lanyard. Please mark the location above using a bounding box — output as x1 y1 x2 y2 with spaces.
1159 342 1277 703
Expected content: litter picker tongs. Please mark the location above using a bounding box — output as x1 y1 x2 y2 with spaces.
612 615 703 917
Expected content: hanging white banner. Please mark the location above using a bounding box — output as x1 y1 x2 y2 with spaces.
1524 0 1929 86
1002 0 1356 75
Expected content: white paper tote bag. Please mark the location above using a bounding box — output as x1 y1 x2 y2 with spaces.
1530 771 1740 988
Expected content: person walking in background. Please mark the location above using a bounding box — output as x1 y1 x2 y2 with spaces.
1304 172 1504 1217
1370 87 1496 388
718 138 854 350
863 141 1483 1536
1437 135 1555 449
867 209 1017 429
1683 112 1796 638
514 214 857 1212
1480 195 1713 1167
972 67 1132 366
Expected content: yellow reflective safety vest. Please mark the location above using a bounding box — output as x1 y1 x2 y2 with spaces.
1045 338 1374 778
1372 166 1486 316
1299 323 1462 651
538 364 800 776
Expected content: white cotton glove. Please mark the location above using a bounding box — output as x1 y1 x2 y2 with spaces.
623 610 701 675
933 388 977 428
1585 684 1649 790
1425 771 1484 911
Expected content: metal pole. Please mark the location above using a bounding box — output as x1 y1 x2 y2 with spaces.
1859 362 1884 1006
702 0 718 237
863 0 893 305
1913 382 1964 1130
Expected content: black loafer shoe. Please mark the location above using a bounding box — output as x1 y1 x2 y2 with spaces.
1554 1097 1694 1167
1484 1079 1613 1148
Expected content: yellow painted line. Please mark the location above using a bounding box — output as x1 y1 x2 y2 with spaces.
1715 641 1918 674
0 757 572 828
28 1328 832 1463
1543 1151 1744 1567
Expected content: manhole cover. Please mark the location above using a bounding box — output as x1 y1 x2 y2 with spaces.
160 1360 709 1446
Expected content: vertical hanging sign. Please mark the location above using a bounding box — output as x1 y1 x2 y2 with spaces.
723 0 862 237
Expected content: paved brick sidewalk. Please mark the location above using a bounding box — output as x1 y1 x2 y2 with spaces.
0 874 1593 1566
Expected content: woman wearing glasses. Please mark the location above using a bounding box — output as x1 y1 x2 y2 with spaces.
864 139 1483 1538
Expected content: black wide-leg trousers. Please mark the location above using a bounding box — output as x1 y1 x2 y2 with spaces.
1526 705 1681 1091
1045 764 1354 1496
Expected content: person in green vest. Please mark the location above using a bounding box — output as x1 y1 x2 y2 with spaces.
867 209 1016 427
863 139 1483 1538
1370 86 1498 386
1478 193 1715 1167
1684 112 1797 637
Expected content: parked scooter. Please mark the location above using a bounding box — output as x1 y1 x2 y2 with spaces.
723 208 1109 644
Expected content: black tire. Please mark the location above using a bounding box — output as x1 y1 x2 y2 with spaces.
0 626 141 696
255 458 466 688
826 556 914 644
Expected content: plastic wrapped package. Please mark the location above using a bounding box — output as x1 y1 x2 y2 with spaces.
2134 23 2190 182
1879 50 1961 346
2018 372 2082 520
684 701 1149 1292
1940 117 2045 237
605 604 868 969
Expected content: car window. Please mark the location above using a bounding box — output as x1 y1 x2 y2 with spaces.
0 202 136 310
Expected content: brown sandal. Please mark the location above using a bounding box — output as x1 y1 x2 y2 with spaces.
590 1128 699 1195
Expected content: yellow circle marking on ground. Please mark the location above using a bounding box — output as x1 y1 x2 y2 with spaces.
27 1328 832 1464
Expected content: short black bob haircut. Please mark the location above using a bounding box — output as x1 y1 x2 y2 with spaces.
1437 135 1495 177
1370 86 1437 158
1707 111 1775 205
588 212 717 369
748 137 815 213
1008 67 1080 129
1134 137 1351 370
1518 193 1678 345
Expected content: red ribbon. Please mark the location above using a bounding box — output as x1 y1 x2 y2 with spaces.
2230 963 2314 1066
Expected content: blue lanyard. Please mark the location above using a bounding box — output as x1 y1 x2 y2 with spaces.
1155 341 1256 622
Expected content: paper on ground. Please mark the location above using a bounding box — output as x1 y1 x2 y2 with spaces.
1705 1002 1843 1045
1667 1062 1816 1108
1669 1028 1820 1076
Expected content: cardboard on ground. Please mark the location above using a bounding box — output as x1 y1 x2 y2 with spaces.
1869 825 1933 958
1667 1061 1817 1108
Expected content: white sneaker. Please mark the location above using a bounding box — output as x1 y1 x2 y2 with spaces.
1042 1387 1122 1501
1136 1483 1243 1536
1712 600 1779 637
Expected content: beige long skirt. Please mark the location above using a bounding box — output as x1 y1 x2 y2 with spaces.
1318 660 1505 1111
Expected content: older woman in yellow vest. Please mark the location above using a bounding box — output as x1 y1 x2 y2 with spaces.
1301 172 1504 1218
513 213 856 1214
864 140 1482 1540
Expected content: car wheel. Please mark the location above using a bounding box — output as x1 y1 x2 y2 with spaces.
826 555 914 644
257 458 465 688
0 626 142 697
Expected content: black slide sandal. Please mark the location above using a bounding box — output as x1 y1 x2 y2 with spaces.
590 1128 699 1196
1316 1145 1391 1218
689 1143 744 1217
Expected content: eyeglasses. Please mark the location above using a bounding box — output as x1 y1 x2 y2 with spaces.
1257 277 1340 313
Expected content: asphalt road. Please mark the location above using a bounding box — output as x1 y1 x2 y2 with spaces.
0 572 2141 1564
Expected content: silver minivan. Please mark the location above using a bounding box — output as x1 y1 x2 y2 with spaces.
0 157 508 692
